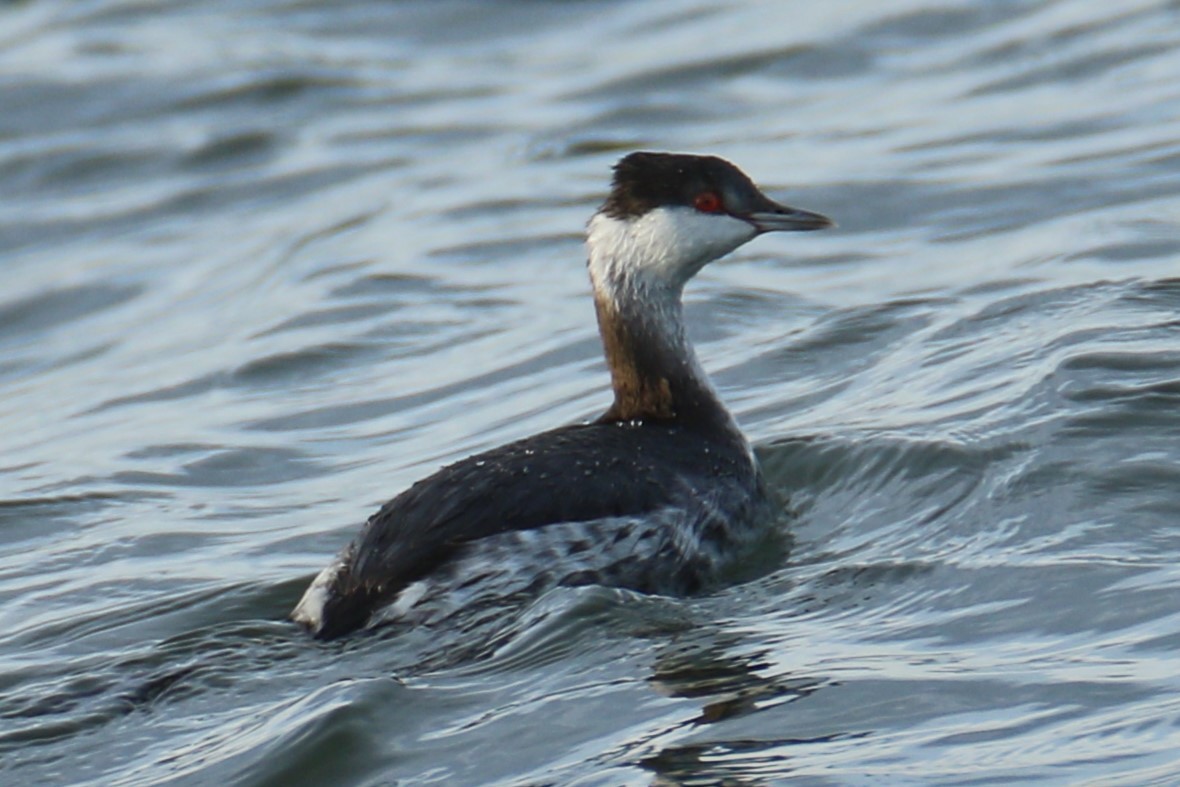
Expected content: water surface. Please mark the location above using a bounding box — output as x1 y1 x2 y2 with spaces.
2 1 1180 783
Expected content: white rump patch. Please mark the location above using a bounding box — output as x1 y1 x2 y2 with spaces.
291 559 343 632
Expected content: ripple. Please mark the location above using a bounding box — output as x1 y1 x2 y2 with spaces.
110 446 325 488
0 282 142 343
575 44 875 101
181 130 278 171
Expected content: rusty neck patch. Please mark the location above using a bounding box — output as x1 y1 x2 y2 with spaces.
593 290 725 427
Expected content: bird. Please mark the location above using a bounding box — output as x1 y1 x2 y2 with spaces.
292 151 832 639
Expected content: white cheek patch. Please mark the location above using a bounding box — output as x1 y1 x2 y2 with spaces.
587 207 756 292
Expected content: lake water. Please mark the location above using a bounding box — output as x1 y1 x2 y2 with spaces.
2 1 1180 784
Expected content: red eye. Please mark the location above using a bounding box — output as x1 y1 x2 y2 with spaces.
693 191 722 213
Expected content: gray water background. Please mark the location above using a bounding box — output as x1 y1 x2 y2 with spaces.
2 1 1180 784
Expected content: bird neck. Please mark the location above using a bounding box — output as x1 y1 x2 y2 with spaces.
586 219 737 433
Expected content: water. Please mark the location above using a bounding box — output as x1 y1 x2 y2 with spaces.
2 0 1179 783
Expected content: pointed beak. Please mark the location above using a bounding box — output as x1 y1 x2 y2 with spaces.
744 199 834 233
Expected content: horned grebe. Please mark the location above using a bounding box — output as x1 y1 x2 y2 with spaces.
293 152 832 639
